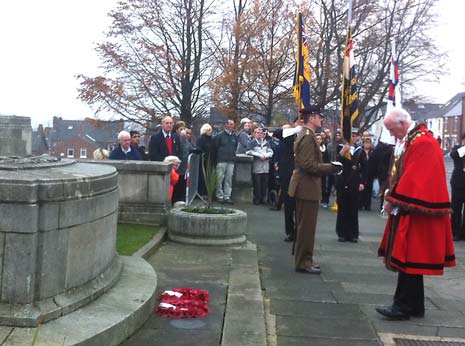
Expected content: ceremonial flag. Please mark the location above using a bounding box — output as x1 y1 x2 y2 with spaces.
380 41 399 145
387 42 401 111
340 27 360 144
293 12 311 110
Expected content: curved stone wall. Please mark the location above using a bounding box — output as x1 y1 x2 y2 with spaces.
0 158 120 325
168 208 247 245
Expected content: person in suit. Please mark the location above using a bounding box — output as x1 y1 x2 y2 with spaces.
148 116 181 162
450 132 465 241
288 106 342 274
109 130 142 160
369 140 394 212
376 108 455 320
273 117 301 241
335 128 365 242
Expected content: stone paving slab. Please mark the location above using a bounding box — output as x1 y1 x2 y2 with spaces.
276 315 378 339
266 286 337 303
437 327 465 339
277 336 382 346
120 329 221 346
271 300 364 319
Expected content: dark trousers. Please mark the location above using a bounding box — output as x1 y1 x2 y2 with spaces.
336 187 359 240
295 199 319 269
172 175 186 203
281 178 295 238
393 271 424 315
252 173 268 204
322 175 334 204
359 179 373 210
451 187 465 239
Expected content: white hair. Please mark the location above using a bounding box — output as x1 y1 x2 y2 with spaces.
386 108 412 125
117 130 131 141
93 148 109 160
163 155 181 165
200 123 212 135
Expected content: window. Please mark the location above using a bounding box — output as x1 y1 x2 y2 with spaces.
80 148 87 158
67 148 74 158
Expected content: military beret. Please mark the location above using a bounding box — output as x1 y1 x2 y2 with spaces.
300 104 323 117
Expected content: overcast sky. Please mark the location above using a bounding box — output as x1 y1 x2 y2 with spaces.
0 0 463 128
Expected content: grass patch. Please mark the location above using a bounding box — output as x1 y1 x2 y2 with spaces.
116 224 159 256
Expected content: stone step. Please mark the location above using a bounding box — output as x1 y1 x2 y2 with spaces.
0 256 157 346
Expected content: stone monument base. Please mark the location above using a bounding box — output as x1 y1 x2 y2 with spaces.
0 256 157 346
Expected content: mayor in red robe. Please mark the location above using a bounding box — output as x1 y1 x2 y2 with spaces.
376 108 455 321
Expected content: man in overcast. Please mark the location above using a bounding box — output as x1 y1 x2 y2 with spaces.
109 130 142 160
149 116 181 162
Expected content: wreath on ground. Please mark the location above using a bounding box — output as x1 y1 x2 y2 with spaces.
155 288 210 318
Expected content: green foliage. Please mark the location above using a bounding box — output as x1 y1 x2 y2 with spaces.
202 158 218 209
31 325 40 346
116 224 159 256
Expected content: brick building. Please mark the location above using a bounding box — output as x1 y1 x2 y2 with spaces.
48 117 125 159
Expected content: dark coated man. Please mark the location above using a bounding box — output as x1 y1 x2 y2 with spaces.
450 132 465 241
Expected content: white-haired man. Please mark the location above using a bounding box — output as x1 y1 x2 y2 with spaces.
109 130 142 160
376 108 455 320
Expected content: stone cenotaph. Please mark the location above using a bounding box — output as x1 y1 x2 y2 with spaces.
0 115 156 346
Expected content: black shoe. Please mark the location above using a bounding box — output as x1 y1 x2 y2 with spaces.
295 266 321 275
410 310 425 318
269 206 281 211
349 238 358 243
375 305 410 320
283 235 294 242
338 237 345 242
224 199 234 205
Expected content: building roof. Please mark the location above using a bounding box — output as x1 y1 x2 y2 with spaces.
435 92 465 118
49 117 124 145
403 102 443 121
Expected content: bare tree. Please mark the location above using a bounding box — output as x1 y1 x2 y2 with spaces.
77 0 216 126
307 0 442 130
209 0 259 123
244 0 297 125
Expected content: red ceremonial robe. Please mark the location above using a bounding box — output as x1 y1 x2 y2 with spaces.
378 124 456 275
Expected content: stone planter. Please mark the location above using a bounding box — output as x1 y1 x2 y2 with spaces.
168 207 247 245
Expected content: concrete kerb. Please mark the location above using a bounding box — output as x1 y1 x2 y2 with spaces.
221 241 267 346
132 227 168 260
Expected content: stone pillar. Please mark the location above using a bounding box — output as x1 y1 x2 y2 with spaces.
232 154 253 203
0 115 32 156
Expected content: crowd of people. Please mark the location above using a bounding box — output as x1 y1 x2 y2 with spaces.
97 105 465 321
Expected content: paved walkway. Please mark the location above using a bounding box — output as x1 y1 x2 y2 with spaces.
121 198 465 346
